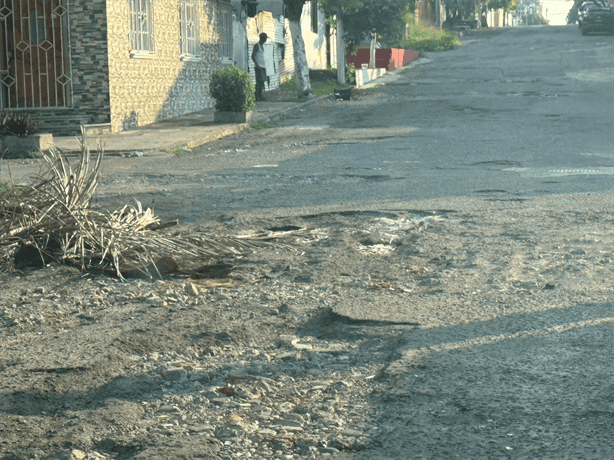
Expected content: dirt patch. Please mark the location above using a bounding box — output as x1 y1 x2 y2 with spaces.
1 192 612 460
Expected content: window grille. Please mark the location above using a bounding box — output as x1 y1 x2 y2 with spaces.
129 0 154 57
219 4 232 60
179 0 199 59
0 0 72 109
311 0 318 34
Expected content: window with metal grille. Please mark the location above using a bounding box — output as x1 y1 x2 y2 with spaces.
311 0 318 33
179 0 199 60
219 3 232 60
129 0 154 58
0 0 73 109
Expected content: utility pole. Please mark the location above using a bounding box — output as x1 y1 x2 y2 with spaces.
336 11 345 86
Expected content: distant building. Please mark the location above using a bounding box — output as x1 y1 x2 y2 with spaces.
0 0 328 136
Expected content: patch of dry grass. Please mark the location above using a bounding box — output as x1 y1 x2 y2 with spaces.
0 136 275 278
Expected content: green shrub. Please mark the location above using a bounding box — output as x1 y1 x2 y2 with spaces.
399 25 460 52
209 67 256 112
345 63 356 86
536 13 549 24
0 181 21 199
280 75 297 90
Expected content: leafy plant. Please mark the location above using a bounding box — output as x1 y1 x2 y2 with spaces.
174 144 190 153
486 0 519 12
321 0 413 54
0 113 38 137
209 67 257 113
0 181 21 199
399 25 460 51
346 63 356 86
535 12 549 24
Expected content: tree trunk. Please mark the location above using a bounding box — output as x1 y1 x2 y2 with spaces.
287 19 314 98
336 13 345 86
369 32 376 70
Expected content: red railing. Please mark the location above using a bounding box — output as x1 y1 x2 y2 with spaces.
347 48 420 71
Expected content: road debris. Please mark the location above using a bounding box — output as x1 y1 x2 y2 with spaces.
0 144 288 279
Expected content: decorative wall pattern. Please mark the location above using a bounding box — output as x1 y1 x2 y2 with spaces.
106 0 226 132
7 0 111 135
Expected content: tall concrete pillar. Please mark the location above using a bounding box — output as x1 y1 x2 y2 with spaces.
336 13 345 86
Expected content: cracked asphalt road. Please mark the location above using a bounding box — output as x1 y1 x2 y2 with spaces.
1 26 612 460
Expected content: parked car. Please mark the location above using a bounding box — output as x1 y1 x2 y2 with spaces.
443 16 478 31
579 1 614 35
577 0 609 29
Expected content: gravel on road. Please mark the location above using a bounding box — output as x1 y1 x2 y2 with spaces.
1 192 612 460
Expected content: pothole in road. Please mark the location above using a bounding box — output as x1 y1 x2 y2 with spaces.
267 225 303 232
476 189 508 194
503 167 614 177
498 92 570 97
344 174 405 183
471 160 521 167
487 197 527 203
451 106 495 114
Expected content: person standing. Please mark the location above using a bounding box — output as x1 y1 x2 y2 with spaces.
252 33 267 101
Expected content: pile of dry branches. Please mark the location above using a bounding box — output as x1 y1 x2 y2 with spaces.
0 141 266 278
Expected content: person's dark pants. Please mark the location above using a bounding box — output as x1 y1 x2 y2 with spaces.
255 67 266 101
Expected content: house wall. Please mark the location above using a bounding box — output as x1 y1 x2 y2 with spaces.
247 11 282 90
300 1 327 71
12 0 111 136
105 0 228 132
232 14 248 71
245 2 326 92
487 8 505 27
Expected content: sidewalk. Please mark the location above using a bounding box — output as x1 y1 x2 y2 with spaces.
51 100 317 157
51 61 422 156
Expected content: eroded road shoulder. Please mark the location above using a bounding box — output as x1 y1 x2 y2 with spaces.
1 193 612 460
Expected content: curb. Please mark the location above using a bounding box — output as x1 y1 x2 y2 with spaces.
359 57 430 89
157 96 327 154
146 96 327 153
162 123 251 154
68 124 253 158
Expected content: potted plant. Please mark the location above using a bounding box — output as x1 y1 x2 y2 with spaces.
210 66 257 124
0 113 52 158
